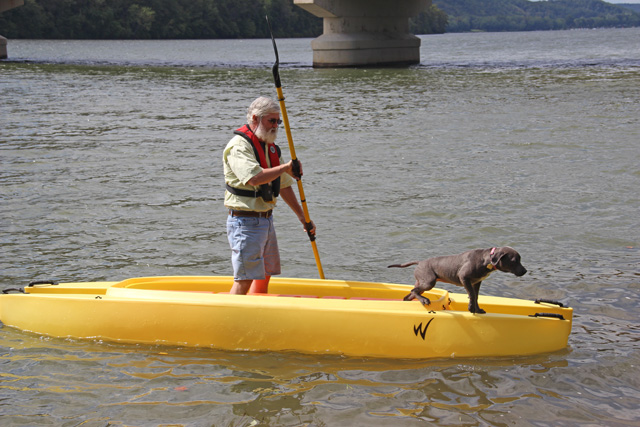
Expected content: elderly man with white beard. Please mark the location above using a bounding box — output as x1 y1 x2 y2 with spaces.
223 96 316 295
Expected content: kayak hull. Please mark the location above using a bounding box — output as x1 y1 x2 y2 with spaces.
0 276 572 359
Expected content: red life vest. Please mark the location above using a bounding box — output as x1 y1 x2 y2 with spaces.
234 124 280 170
231 124 281 199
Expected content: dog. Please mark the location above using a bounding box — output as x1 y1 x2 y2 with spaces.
388 247 527 314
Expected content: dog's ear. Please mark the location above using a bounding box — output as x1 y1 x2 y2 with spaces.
491 247 506 265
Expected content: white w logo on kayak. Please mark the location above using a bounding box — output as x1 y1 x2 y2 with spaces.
413 318 434 340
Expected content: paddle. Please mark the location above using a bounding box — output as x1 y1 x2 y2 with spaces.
266 15 325 279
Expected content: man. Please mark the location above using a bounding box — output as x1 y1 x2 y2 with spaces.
223 96 316 295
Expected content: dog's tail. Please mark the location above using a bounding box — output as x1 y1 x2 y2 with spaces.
387 261 419 269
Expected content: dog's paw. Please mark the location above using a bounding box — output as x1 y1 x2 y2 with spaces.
468 304 486 314
418 297 432 306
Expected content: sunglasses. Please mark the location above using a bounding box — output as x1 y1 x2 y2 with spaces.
267 118 283 125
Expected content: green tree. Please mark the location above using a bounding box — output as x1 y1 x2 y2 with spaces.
434 0 640 32
128 4 155 38
410 5 448 34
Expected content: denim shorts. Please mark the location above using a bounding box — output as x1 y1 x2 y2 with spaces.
226 214 281 280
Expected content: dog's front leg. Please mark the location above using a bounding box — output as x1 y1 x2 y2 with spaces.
462 280 486 314
471 282 485 314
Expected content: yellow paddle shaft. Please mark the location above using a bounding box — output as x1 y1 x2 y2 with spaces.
275 85 325 279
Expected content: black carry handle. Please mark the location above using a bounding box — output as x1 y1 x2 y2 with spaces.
2 288 25 294
530 312 566 320
28 280 59 287
534 298 565 307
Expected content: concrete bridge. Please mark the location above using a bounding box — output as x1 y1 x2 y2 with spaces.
295 0 430 67
0 0 23 59
0 0 430 67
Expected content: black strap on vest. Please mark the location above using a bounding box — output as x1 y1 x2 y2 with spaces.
226 183 261 198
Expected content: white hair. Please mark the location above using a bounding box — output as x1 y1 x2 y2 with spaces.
246 97 280 124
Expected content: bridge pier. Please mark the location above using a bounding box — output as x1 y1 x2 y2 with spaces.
294 0 430 68
0 35 7 59
0 0 24 59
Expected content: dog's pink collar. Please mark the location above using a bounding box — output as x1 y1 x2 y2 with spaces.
487 247 497 270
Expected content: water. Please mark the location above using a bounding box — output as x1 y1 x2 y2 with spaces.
1 28 639 425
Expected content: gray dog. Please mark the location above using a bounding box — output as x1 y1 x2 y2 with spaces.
388 247 527 314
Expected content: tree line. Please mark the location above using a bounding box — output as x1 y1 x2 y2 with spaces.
1 0 637 38
0 0 320 39
0 0 447 39
433 0 640 32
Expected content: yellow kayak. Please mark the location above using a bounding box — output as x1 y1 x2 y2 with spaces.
0 276 572 359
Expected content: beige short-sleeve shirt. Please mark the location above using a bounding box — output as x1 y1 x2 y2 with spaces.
223 134 294 212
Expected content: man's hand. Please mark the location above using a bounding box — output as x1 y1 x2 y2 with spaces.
291 159 303 180
285 159 302 180
304 220 316 235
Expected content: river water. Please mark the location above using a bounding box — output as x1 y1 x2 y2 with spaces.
1 28 639 425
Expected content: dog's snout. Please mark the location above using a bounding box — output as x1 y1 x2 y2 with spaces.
516 268 527 277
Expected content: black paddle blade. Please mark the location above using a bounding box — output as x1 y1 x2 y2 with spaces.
265 15 282 88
